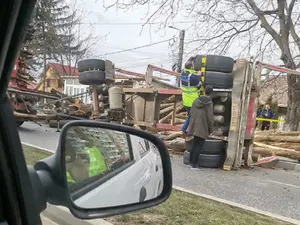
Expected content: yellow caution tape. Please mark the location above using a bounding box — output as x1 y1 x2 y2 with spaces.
198 56 206 95
255 118 285 123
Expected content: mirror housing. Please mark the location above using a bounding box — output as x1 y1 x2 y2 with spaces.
52 120 172 219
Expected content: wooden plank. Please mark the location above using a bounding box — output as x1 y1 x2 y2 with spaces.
223 60 248 171
123 88 155 93
157 89 182 95
123 119 154 127
156 123 181 131
233 61 253 169
171 95 179 125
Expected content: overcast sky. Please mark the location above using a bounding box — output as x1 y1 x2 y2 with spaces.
71 0 284 85
73 0 204 84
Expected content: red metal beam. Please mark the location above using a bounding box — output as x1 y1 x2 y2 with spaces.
155 123 181 131
116 68 170 81
148 64 180 77
157 89 182 95
258 62 300 76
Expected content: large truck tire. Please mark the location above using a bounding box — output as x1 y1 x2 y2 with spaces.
205 71 233 89
183 151 226 168
198 154 226 168
78 59 105 72
79 70 106 85
183 150 190 165
187 139 226 155
194 55 234 73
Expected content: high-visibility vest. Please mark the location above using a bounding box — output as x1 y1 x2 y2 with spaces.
180 69 200 107
66 146 108 184
67 171 75 183
85 146 108 177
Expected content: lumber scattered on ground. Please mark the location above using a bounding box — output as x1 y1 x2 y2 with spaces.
252 147 300 161
253 131 300 161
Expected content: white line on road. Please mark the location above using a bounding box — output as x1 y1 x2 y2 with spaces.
22 142 54 153
251 176 300 189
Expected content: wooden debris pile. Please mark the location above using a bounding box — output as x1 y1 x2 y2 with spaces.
40 90 92 128
253 130 300 161
159 95 185 126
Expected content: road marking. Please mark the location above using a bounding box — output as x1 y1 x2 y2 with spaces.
21 142 54 153
251 176 300 189
173 185 300 225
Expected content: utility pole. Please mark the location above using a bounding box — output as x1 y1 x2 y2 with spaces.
169 26 185 87
176 29 185 87
42 23 47 104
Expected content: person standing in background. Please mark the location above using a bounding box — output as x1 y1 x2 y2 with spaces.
260 104 274 131
180 57 202 136
187 85 214 170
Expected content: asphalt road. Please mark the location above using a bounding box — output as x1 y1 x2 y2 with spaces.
18 122 300 220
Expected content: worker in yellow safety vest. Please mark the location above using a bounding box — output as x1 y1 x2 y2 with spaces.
66 138 108 184
180 57 202 136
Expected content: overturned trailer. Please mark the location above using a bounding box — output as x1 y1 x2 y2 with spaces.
121 57 260 170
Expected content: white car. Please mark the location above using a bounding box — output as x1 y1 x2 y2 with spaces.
70 134 164 209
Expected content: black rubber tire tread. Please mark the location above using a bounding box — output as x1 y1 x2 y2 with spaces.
201 139 226 155
78 59 105 72
198 154 226 168
16 121 24 127
204 71 233 89
79 70 106 85
194 55 234 73
187 139 226 155
183 151 190 165
183 151 226 168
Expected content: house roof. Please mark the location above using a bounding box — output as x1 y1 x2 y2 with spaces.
259 75 288 107
49 63 79 77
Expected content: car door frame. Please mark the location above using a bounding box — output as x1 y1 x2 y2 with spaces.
0 0 42 224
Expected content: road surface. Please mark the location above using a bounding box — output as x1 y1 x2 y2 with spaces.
18 122 300 220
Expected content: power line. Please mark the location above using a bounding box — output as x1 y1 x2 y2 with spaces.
95 39 173 57
100 43 170 57
79 21 194 26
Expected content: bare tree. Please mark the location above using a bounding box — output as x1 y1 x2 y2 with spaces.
104 0 300 131
57 2 104 74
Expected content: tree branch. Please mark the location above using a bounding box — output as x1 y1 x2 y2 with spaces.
246 0 283 50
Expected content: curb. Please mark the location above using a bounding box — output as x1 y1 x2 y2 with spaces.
42 204 113 225
22 142 55 153
173 185 300 225
24 143 299 224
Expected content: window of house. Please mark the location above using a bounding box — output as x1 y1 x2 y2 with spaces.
65 79 74 85
74 79 80 85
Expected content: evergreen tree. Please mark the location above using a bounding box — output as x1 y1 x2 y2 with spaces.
30 0 88 72
16 23 36 81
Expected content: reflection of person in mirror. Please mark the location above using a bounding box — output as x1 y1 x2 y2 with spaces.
82 140 108 177
65 139 89 184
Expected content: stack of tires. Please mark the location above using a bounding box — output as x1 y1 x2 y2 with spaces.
183 55 234 168
77 59 115 122
183 139 227 168
77 59 114 85
194 55 234 89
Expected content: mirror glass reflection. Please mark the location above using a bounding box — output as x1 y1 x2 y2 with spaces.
64 126 164 209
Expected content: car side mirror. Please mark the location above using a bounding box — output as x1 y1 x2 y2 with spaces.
59 120 172 219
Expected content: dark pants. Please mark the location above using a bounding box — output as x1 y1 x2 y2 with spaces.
181 107 192 136
189 136 205 165
261 121 270 131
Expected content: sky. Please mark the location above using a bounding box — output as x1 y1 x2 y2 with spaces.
70 0 287 85
73 0 200 85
